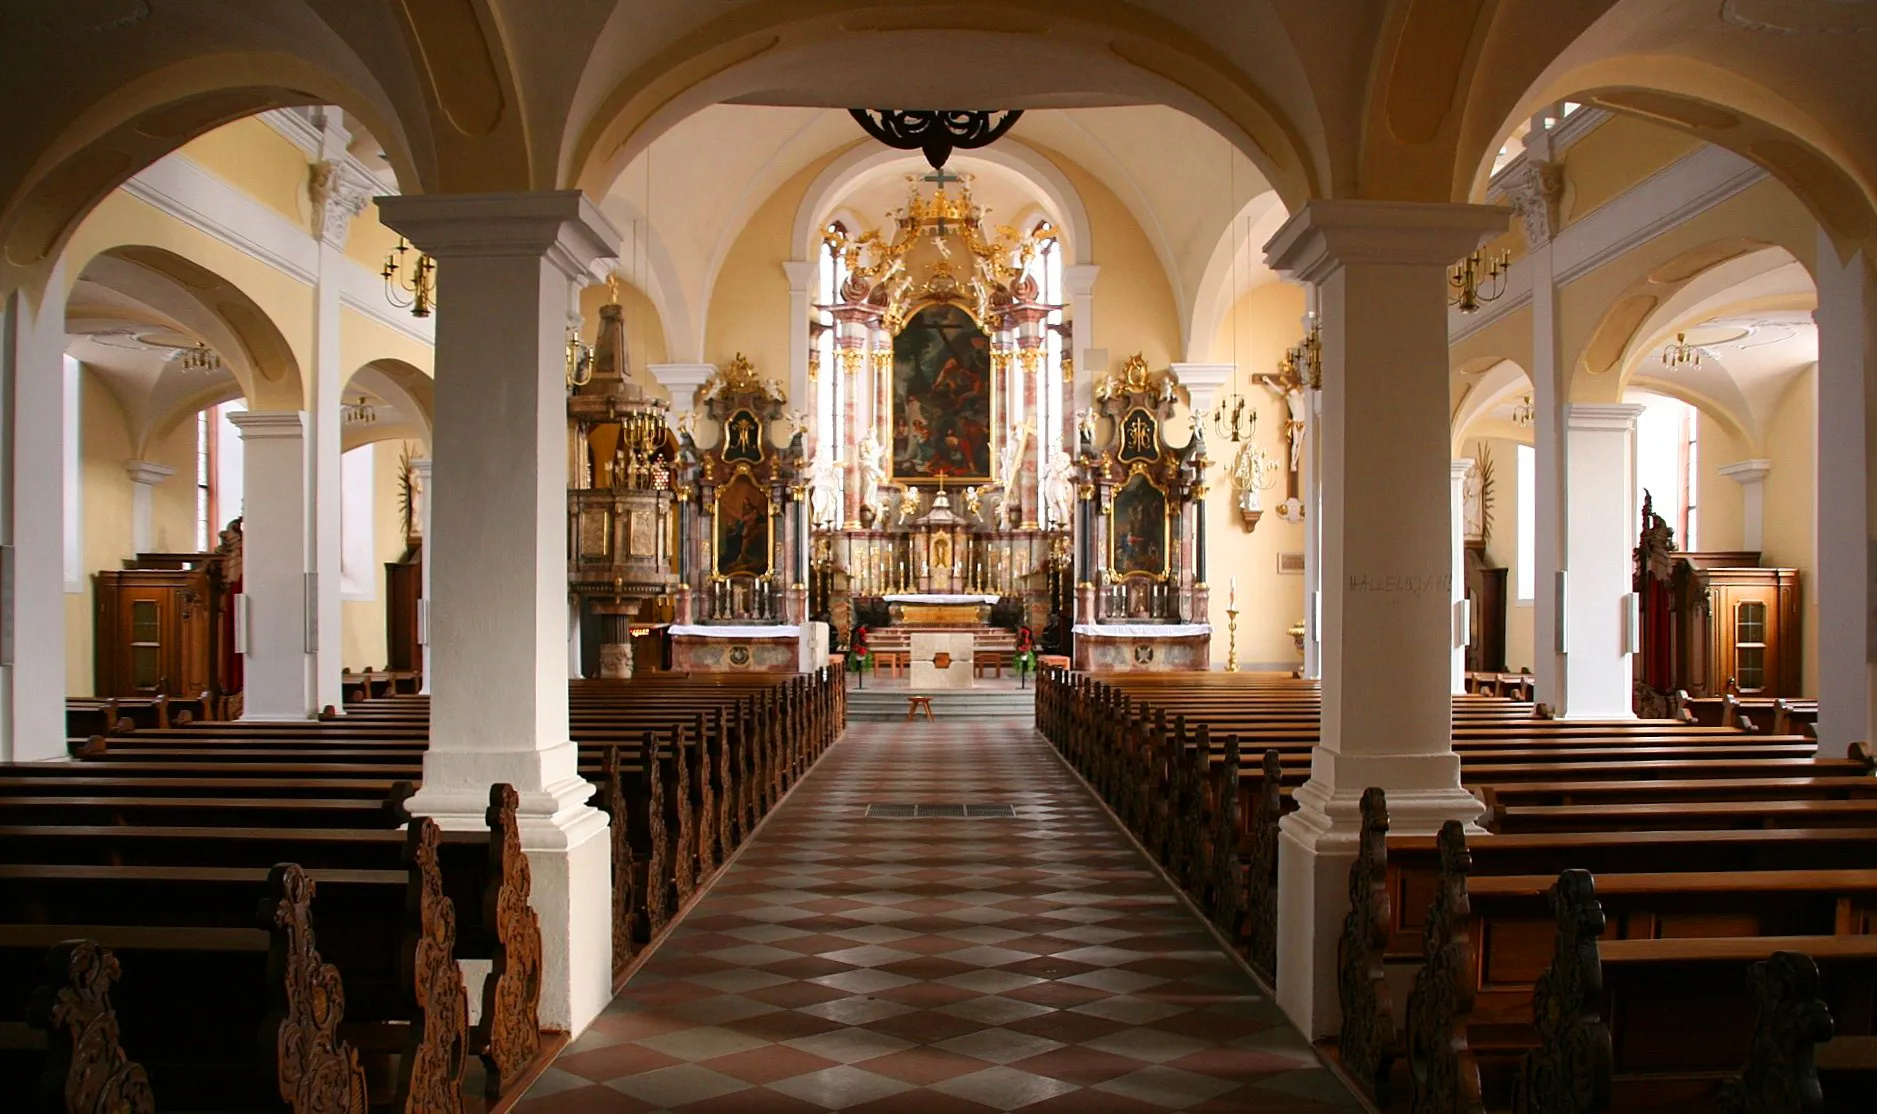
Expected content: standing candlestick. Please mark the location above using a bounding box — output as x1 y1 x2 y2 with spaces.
1225 607 1240 673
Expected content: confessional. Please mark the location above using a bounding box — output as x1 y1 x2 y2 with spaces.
93 520 242 708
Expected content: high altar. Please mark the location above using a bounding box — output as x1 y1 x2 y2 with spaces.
801 170 1211 672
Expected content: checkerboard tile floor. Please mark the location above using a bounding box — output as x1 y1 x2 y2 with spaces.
514 718 1362 1113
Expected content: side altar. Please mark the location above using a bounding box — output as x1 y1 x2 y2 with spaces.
1068 355 1212 672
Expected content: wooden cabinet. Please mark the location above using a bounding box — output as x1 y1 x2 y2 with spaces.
1700 567 1801 698
94 568 217 699
1464 544 1508 673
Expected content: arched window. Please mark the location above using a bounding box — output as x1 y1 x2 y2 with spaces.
814 221 849 462
1632 391 1700 549
1034 220 1066 519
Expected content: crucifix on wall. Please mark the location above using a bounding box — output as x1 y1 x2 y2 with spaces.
1255 359 1308 518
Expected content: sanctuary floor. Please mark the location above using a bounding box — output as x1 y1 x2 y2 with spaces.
513 718 1361 1113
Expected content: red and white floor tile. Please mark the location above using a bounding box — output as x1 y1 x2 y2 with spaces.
514 718 1362 1113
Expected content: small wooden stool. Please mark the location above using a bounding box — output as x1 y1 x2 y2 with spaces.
906 695 935 721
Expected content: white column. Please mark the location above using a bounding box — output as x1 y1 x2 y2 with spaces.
410 456 433 695
1814 239 1874 758
568 599 583 680
784 260 816 412
226 410 314 722
1560 403 1644 719
1452 458 1475 694
1717 459 1773 551
378 189 618 1035
123 461 175 555
308 115 371 717
1 267 69 761
1264 200 1504 1037
651 363 717 421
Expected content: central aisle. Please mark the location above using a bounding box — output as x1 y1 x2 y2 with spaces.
516 720 1362 1113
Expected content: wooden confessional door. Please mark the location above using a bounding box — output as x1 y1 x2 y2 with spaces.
1705 570 1799 697
94 570 215 698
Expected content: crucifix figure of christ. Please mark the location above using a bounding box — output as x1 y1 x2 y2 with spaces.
1255 361 1308 504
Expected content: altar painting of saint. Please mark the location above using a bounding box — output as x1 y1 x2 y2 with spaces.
715 474 771 577
892 304 992 482
1110 473 1169 578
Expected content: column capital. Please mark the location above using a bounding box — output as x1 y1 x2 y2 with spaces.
375 190 621 282
1263 200 1511 284
1565 401 1645 432
650 363 719 411
1170 363 1234 413
1717 457 1774 485
1500 159 1565 249
123 460 176 486
226 409 308 441
782 259 817 292
1063 264 1101 297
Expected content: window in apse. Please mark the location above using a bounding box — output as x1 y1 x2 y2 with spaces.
815 222 848 462
195 409 213 551
1516 444 1535 601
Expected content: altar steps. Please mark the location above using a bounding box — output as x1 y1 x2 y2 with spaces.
846 686 1037 721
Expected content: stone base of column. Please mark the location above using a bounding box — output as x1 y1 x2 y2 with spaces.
1274 752 1484 1039
786 585 808 624
1191 585 1210 627
407 747 612 1034
1076 583 1095 625
598 642 634 679
675 584 694 624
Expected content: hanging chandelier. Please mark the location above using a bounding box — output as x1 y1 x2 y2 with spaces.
180 341 219 372
1661 331 1702 371
1449 249 1510 313
381 237 435 318
1511 394 1535 428
341 394 378 426
1209 385 1257 444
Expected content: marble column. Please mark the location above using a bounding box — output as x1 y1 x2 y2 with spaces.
1717 459 1773 551
1264 199 1505 1038
1814 238 1875 758
124 461 175 555
1561 403 1643 719
1019 349 1041 529
1452 458 1475 694
410 456 432 695
378 189 618 1034
227 410 314 722
0 265 69 761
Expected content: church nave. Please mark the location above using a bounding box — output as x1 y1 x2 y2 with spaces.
517 719 1356 1114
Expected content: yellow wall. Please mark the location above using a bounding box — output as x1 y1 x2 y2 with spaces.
1560 115 1703 228
1760 367 1818 696
1203 282 1309 667
579 281 668 373
1696 410 1747 551
177 116 311 226
348 202 405 274
705 156 830 381
1040 146 1185 368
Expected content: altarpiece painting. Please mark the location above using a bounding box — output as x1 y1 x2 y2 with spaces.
892 303 992 482
715 473 771 577
1110 472 1170 578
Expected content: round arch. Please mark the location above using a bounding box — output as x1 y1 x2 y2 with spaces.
1188 191 1291 364
789 140 1095 268
562 2 1323 212
1451 358 1536 453
2 53 422 299
344 358 435 451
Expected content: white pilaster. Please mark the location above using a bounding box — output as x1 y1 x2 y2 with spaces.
1 268 69 761
784 260 817 412
1717 459 1773 552
1264 200 1504 1037
1302 382 1323 679
1814 238 1874 758
410 456 432 695
124 460 175 556
1561 403 1644 719
378 189 618 1034
651 362 718 419
308 113 372 716
226 410 314 722
1530 239 1568 713
1452 458 1475 694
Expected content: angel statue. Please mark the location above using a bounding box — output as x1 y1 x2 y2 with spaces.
1000 423 1029 494
963 485 983 517
808 452 842 529
1043 451 1077 528
898 486 922 521
1231 441 1279 513
857 433 887 521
